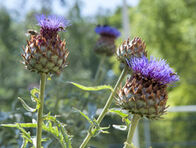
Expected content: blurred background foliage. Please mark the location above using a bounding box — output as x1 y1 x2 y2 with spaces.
0 0 196 147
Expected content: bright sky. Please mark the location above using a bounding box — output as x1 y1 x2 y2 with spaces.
1 0 139 17
72 0 139 16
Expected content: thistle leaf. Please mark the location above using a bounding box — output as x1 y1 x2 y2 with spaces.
56 120 72 148
43 113 72 148
101 130 110 134
109 109 128 118
109 109 131 125
1 123 36 128
18 97 36 112
72 107 94 125
16 124 34 148
1 122 71 148
30 88 40 99
69 82 114 92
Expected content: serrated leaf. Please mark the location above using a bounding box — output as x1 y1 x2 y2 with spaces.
73 107 94 125
57 122 72 148
1 123 36 128
72 108 110 137
112 124 127 131
1 123 67 148
43 113 72 148
109 109 131 125
30 88 40 103
16 124 34 147
93 126 110 137
100 126 110 130
101 130 110 134
91 122 110 137
109 109 128 118
43 113 56 121
18 97 36 112
99 126 110 134
69 82 114 92
1 112 73 148
30 88 40 98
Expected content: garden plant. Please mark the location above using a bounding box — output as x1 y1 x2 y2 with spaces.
0 13 180 148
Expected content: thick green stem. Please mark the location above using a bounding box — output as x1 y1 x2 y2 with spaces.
79 67 128 148
124 114 141 148
36 73 46 148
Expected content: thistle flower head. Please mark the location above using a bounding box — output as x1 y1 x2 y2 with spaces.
36 14 70 39
116 37 147 63
117 51 179 119
95 25 120 38
22 14 69 75
94 25 120 56
127 56 179 85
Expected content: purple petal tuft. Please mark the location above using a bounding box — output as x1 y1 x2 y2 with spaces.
95 25 121 38
36 14 70 31
127 56 180 84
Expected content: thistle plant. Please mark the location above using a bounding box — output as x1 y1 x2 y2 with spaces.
94 25 121 84
117 56 179 148
79 37 147 148
94 25 120 56
21 14 70 148
22 15 69 75
0 11 180 148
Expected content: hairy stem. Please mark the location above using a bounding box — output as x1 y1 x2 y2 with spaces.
36 73 46 148
80 67 128 148
124 114 141 148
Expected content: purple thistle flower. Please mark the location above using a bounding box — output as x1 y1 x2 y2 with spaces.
95 25 121 38
36 14 70 31
127 56 179 85
36 14 70 39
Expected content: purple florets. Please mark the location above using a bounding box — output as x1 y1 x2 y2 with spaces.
127 56 179 84
95 25 121 38
36 14 70 31
36 14 70 39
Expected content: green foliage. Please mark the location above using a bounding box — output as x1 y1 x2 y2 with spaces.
2 123 35 147
43 113 72 148
69 81 114 92
73 107 94 125
109 109 130 125
18 88 40 112
0 0 196 147
17 124 34 148
1 115 72 148
2 86 72 148
18 97 37 112
73 107 110 137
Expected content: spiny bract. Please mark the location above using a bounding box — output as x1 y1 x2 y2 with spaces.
116 37 147 63
22 14 70 75
117 56 179 119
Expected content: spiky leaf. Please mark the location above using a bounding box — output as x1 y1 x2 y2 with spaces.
18 97 36 112
69 82 113 92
